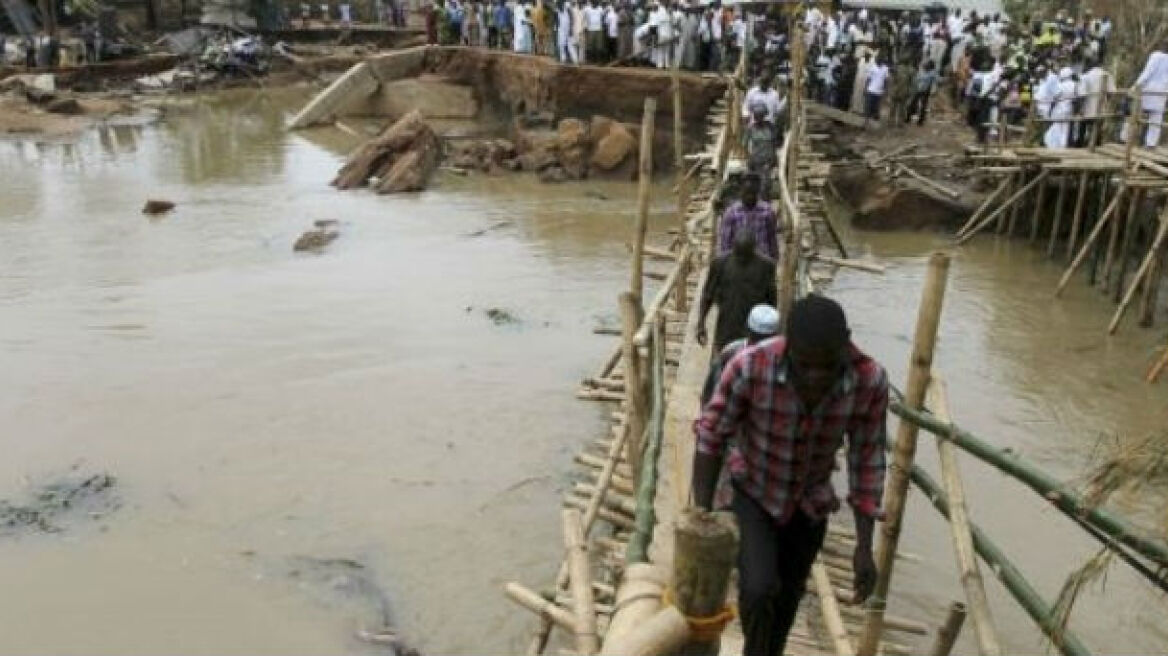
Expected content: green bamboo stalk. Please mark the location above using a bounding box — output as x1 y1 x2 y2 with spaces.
907 463 1093 656
889 401 1168 570
626 318 667 564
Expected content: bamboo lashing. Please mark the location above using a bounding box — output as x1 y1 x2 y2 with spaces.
858 252 951 656
926 378 1001 656
928 602 968 656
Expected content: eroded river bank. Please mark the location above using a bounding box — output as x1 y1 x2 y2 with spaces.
1 86 1167 654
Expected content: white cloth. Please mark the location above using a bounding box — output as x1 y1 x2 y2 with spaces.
742 86 782 123
865 63 888 95
583 5 602 31
1078 67 1116 118
1034 72 1060 118
1045 77 1077 149
1135 51 1168 113
605 7 618 38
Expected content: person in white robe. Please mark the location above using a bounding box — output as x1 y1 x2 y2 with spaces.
1045 68 1076 149
1129 49 1168 148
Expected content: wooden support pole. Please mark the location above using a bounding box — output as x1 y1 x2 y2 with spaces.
673 252 690 315
957 178 1009 238
563 509 600 655
812 563 857 656
888 401 1168 568
1114 189 1145 300
598 605 690 656
1139 229 1167 328
1055 186 1127 297
857 252 951 656
996 174 1015 234
1029 172 1048 243
1065 171 1092 260
1148 343 1168 383
1007 171 1025 236
904 463 1093 656
956 171 1050 245
1109 210 1168 334
507 582 579 632
670 508 738 652
1047 174 1069 258
1102 188 1134 288
928 602 968 656
631 97 657 302
672 62 684 186
619 292 646 486
1088 175 1111 285
927 378 1001 656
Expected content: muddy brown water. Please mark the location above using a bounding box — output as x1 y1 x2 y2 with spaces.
0 88 1165 654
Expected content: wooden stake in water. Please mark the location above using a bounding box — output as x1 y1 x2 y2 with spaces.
631 97 657 302
857 252 951 656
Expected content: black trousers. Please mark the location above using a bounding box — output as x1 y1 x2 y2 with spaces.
733 489 828 656
906 90 930 125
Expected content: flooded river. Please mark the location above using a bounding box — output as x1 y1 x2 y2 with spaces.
1 88 1165 655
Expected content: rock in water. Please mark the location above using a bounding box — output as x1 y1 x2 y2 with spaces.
294 226 340 251
142 199 176 214
590 121 637 171
332 110 440 194
45 98 83 115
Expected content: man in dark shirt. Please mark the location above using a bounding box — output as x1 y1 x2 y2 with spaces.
697 230 777 353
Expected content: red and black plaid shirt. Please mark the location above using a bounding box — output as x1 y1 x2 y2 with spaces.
695 336 888 524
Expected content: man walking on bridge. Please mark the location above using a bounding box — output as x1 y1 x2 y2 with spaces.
697 231 776 353
693 295 889 656
717 174 779 261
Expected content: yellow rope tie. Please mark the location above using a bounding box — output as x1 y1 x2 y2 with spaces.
661 587 738 642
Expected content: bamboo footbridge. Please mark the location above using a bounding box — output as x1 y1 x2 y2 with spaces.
954 92 1168 382
501 34 1168 656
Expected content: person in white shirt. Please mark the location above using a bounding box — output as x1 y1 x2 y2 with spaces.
1033 67 1060 119
571 0 585 63
671 4 686 68
557 2 576 63
697 7 719 71
1077 60 1116 146
583 0 604 63
863 57 889 122
1045 68 1077 149
742 74 784 126
650 1 672 69
1128 48 1168 148
604 3 619 61
680 7 698 70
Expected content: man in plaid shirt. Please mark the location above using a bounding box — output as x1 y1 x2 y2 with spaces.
693 295 888 656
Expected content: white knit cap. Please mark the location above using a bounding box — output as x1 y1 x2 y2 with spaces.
747 304 780 336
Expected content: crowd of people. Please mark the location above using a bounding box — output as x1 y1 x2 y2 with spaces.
423 0 754 70
795 6 1167 149
414 0 1168 151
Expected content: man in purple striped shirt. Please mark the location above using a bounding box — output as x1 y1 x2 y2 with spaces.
717 174 780 261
